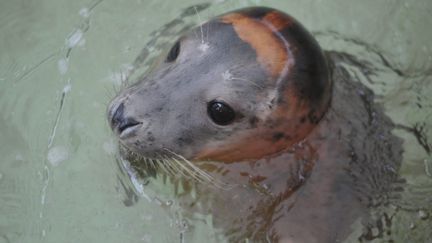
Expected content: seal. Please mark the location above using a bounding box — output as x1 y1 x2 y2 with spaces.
108 7 402 243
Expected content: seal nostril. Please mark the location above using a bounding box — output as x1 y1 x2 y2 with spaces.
110 102 142 135
111 102 125 129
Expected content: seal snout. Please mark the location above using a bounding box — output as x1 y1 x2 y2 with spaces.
109 102 142 138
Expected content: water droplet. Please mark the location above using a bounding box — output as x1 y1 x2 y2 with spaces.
79 8 90 18
66 29 84 48
47 146 69 166
78 38 86 47
63 83 72 93
418 210 428 220
424 159 431 177
179 219 189 232
409 222 415 230
58 58 69 75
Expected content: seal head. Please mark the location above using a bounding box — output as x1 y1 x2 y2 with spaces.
108 7 332 162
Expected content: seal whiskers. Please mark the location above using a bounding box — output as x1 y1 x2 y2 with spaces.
155 155 178 177
222 70 264 90
160 154 194 180
162 148 235 190
193 6 210 52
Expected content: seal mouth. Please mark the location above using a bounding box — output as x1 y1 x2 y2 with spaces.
118 118 142 139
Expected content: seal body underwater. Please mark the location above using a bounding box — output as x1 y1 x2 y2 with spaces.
108 7 403 243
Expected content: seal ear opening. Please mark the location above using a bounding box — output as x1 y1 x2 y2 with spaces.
165 40 181 62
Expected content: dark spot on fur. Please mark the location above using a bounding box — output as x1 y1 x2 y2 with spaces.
138 88 148 95
240 172 249 177
177 136 193 146
300 116 306 123
308 112 320 124
146 132 155 142
272 132 285 141
249 116 259 127
147 135 155 142
265 120 280 129
149 82 159 88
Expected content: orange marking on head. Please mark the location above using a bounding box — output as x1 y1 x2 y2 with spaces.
221 13 291 78
262 11 293 30
192 122 313 162
276 89 310 118
193 135 289 162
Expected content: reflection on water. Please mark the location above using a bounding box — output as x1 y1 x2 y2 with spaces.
0 0 431 242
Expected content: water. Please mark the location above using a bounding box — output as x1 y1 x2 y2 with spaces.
0 0 431 242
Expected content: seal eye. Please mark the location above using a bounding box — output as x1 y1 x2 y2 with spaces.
165 41 180 62
207 100 236 126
